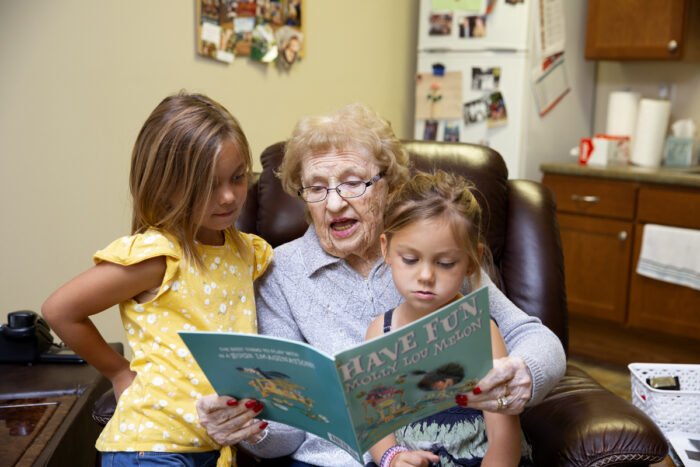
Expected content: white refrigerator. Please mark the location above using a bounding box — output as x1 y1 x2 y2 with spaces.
414 0 595 181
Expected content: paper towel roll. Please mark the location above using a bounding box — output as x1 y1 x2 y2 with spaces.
631 98 672 167
606 91 641 139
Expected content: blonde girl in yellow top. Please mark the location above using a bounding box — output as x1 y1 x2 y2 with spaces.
42 92 274 467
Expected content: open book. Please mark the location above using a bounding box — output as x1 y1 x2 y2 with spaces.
179 286 493 462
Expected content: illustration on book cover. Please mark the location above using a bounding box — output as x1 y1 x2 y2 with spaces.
237 366 329 423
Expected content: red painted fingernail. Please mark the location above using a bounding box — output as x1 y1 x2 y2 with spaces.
226 399 238 406
254 402 264 412
455 395 468 406
473 387 482 395
259 421 268 429
245 400 257 409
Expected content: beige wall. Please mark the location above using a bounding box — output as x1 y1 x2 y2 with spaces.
0 1 418 356
593 61 700 135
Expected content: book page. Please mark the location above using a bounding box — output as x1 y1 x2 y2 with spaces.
334 286 493 454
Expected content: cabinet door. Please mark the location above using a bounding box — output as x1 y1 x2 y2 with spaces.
627 186 700 338
628 229 700 338
558 213 634 323
585 0 688 60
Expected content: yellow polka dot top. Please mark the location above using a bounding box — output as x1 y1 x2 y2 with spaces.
94 229 273 454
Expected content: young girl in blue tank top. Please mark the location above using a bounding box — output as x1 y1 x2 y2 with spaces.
42 92 272 467
365 171 533 467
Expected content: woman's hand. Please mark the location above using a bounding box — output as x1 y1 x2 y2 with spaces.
457 356 532 415
110 367 137 401
196 394 267 446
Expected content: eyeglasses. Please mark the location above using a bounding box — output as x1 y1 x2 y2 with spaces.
297 172 385 203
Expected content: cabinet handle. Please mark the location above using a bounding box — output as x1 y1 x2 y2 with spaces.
571 194 600 203
618 231 628 242
668 40 678 52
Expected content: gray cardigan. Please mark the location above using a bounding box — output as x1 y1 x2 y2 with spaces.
241 227 565 466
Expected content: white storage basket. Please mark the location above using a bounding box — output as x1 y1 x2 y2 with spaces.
628 363 700 434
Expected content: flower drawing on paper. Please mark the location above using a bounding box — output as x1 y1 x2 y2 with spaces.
427 81 443 118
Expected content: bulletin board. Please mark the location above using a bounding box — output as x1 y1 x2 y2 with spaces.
196 0 304 67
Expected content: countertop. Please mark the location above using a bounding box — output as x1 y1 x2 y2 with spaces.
540 161 700 188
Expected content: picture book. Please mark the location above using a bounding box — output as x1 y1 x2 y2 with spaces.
179 286 493 462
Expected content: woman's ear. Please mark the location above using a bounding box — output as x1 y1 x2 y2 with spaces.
380 233 390 264
477 243 484 261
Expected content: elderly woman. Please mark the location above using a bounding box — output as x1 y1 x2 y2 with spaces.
197 103 566 466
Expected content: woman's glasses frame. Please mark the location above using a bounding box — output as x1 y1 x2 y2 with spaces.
297 172 385 203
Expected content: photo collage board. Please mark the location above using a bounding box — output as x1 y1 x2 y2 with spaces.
197 0 304 68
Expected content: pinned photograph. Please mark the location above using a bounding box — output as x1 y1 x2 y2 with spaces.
429 13 453 36
424 120 439 141
261 0 284 25
276 26 303 68
463 98 488 125
487 91 508 128
250 24 278 63
233 16 255 56
201 0 222 24
236 0 257 17
200 22 222 59
286 0 302 26
218 26 235 62
471 67 501 91
221 0 236 22
444 121 460 142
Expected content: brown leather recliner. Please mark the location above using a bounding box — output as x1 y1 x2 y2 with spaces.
93 140 667 466
235 140 668 466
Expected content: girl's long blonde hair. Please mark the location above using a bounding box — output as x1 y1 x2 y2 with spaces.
129 91 252 267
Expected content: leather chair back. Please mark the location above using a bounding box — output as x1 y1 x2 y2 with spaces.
237 140 568 353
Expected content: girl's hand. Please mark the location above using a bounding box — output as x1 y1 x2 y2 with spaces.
196 394 266 446
459 356 532 415
111 368 137 401
391 449 440 466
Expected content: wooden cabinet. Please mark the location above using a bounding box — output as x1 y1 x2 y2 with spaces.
543 172 700 341
543 174 637 323
585 0 700 61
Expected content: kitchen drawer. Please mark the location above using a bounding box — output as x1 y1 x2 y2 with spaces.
637 185 700 229
543 174 638 220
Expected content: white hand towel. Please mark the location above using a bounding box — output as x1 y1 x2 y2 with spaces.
636 224 700 291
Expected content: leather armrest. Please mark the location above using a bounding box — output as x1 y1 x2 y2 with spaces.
92 388 116 427
521 364 668 466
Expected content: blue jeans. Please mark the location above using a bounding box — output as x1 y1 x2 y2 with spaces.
101 451 218 467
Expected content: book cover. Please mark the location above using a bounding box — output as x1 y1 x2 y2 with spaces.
179 286 492 461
